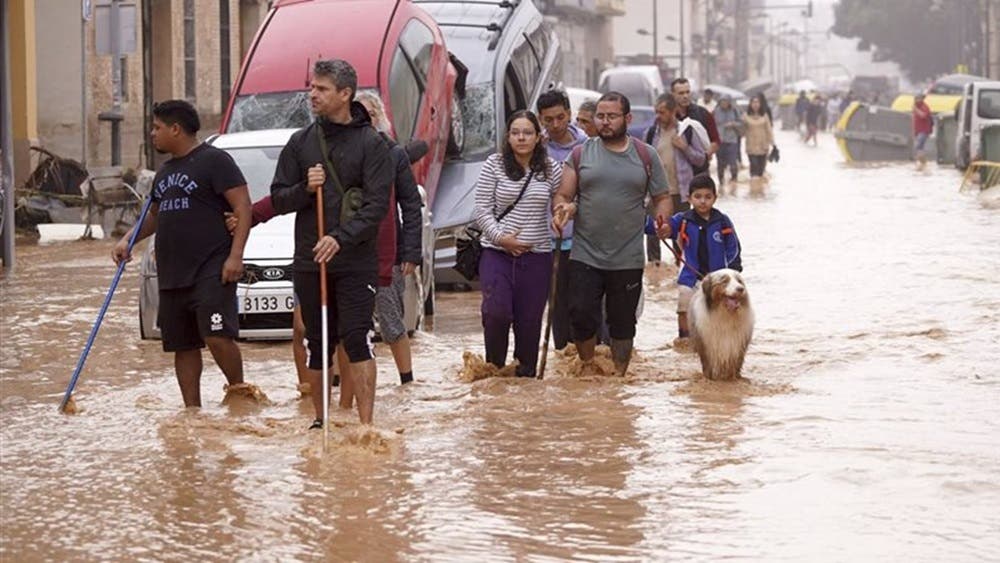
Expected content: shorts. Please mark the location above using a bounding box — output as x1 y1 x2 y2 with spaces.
294 268 376 367
567 260 643 341
915 132 929 152
375 265 407 343
677 284 695 313
158 277 238 352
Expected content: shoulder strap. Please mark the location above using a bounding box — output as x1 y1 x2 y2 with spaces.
630 137 653 186
315 124 345 196
645 124 656 145
495 170 535 222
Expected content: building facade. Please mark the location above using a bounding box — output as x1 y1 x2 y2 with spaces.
8 0 269 186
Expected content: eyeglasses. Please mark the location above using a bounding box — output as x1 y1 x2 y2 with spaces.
594 113 624 122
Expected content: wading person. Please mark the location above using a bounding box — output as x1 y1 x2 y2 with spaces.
537 89 588 351
743 94 774 196
113 100 252 407
712 95 742 191
270 59 392 428
671 77 719 169
474 110 563 377
645 93 707 215
576 100 599 138
651 174 742 347
912 93 933 170
357 91 423 385
552 92 672 376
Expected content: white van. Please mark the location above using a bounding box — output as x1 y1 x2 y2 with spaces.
597 66 665 107
955 81 1000 170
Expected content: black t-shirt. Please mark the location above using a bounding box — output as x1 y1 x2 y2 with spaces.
150 144 246 289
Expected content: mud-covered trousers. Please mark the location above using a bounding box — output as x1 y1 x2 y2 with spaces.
479 248 553 377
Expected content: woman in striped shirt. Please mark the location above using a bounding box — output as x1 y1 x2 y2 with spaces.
474 110 563 377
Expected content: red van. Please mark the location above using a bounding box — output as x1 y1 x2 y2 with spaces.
221 0 460 206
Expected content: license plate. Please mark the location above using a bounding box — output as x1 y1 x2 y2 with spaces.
239 291 295 314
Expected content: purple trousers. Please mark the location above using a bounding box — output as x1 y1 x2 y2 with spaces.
479 248 553 377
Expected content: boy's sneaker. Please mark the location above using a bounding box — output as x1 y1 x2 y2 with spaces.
308 418 323 430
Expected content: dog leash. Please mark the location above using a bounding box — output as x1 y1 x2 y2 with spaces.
655 218 705 281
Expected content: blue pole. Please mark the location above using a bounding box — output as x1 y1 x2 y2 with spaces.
59 198 154 412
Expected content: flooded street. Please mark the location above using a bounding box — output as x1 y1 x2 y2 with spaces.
2 131 999 560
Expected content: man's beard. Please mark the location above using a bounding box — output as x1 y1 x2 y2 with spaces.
598 122 627 142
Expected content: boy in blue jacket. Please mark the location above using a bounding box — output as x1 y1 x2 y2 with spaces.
648 173 742 342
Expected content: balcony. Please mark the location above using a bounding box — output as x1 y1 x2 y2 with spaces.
595 0 625 16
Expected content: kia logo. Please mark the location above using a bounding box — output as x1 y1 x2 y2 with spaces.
262 267 284 280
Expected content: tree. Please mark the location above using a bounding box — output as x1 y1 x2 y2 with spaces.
832 0 984 82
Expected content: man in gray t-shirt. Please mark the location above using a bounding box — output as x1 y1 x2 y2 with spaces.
553 92 672 376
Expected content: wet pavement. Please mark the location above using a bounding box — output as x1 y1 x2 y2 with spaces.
2 130 999 560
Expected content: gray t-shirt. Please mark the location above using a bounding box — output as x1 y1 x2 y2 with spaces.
570 137 669 270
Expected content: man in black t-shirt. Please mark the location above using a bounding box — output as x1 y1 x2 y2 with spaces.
113 100 252 407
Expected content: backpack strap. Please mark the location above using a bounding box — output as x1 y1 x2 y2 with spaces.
644 124 656 145
630 136 653 187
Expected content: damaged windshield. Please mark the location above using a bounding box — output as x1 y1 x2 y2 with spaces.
227 89 380 133
459 82 497 158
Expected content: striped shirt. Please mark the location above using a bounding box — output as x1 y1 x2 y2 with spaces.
474 153 562 253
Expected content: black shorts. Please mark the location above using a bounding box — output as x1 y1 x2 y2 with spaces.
295 268 377 368
158 277 238 352
567 260 643 341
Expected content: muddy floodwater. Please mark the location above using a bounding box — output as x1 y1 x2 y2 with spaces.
2 132 999 561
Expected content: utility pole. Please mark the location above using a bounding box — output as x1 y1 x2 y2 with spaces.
653 0 658 69
1 0 14 275
97 0 123 166
680 0 686 77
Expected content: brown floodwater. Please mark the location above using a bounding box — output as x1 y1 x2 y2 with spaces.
2 131 999 560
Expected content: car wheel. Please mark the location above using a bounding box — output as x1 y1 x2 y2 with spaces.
446 95 464 157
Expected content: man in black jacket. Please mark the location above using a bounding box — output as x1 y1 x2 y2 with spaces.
270 59 392 427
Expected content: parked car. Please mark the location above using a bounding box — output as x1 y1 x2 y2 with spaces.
139 129 435 340
955 80 1000 170
417 0 561 285
221 0 459 212
598 65 665 107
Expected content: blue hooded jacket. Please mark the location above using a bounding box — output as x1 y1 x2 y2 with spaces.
647 208 742 287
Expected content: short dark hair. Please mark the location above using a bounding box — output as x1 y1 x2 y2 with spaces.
670 77 690 90
314 59 358 99
152 100 200 135
655 92 676 109
537 89 570 112
689 173 716 195
597 91 631 116
703 88 714 96
578 100 597 113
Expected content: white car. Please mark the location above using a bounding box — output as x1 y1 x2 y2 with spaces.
139 128 435 340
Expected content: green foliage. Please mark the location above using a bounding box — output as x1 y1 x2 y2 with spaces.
832 0 983 82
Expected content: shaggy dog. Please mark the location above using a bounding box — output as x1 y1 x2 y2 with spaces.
688 269 754 380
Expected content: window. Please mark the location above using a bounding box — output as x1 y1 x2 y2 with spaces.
220 0 231 104
977 89 1000 119
184 0 196 100
509 37 540 104
503 63 526 120
388 46 422 143
398 19 435 82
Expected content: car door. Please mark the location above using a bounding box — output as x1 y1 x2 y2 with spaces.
386 18 449 203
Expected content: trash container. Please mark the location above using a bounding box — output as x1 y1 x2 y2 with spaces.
934 114 957 165
978 125 1000 187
